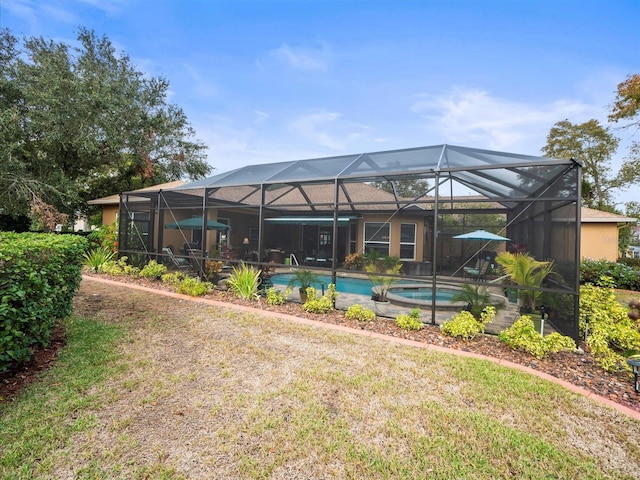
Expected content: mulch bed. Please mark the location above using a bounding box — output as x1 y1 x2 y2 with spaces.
2 272 639 414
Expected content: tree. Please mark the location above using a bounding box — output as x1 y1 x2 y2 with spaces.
607 74 640 215
371 178 430 198
0 28 210 225
541 119 623 210
609 74 640 127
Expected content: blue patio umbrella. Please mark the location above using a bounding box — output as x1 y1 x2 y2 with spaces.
165 217 230 230
453 230 510 241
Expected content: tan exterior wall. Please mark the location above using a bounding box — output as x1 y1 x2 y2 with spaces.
580 223 620 261
101 205 119 226
356 215 425 261
95 202 623 263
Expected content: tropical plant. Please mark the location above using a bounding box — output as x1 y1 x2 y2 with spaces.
495 252 555 313
203 260 225 283
265 287 291 306
302 284 337 314
451 284 498 320
161 271 189 286
343 252 365 270
579 283 640 372
175 277 212 297
82 247 116 272
226 263 261 300
440 306 496 340
99 256 140 276
395 308 423 331
365 255 403 302
499 316 576 360
287 269 320 302
138 260 168 280
345 304 376 322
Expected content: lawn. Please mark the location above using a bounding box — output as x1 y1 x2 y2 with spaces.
1 279 639 479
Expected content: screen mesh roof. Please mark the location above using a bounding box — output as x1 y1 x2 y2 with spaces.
174 144 579 203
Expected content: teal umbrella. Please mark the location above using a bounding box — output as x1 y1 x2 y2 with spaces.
165 217 229 230
453 230 509 241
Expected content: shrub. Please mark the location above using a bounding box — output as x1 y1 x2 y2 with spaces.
204 260 225 283
266 287 291 306
580 259 640 291
226 263 261 299
99 256 140 276
345 304 376 322
161 271 188 286
580 283 640 371
0 232 86 372
498 316 576 359
440 306 496 340
83 247 115 272
395 308 423 331
86 221 117 252
138 260 168 280
175 276 212 296
303 284 338 314
343 252 365 270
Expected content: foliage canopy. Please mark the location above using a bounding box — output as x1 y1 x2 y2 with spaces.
0 27 210 223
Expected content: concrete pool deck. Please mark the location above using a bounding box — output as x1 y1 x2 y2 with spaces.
274 270 550 335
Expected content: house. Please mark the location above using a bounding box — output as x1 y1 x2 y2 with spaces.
580 207 638 261
88 180 186 226
89 144 587 340
89 188 633 263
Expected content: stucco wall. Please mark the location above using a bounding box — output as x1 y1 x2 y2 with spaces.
581 223 620 261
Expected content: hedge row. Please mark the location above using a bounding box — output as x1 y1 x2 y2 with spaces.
581 258 640 291
0 232 87 372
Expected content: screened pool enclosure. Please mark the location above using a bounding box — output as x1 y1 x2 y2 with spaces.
117 144 582 340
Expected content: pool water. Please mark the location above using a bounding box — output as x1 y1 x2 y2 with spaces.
271 273 376 296
389 287 457 302
271 273 458 302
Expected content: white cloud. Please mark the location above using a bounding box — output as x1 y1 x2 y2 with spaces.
2 0 41 31
76 0 128 16
410 87 598 154
268 42 331 72
290 110 353 150
253 110 269 123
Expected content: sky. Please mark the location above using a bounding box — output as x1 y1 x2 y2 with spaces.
1 0 638 207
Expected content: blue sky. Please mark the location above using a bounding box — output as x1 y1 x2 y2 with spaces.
1 0 638 205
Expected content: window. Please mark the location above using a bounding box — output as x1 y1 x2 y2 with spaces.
400 223 416 260
349 222 358 254
364 222 390 256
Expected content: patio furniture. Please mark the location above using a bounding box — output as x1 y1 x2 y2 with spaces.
463 259 490 281
162 247 192 270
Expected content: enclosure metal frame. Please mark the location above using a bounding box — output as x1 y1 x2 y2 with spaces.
118 144 582 340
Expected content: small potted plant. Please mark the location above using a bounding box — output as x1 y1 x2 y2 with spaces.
365 254 402 315
495 251 555 314
287 269 320 303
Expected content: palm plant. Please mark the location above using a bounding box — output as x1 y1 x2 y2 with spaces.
495 252 555 313
365 255 402 302
287 269 320 302
451 284 496 320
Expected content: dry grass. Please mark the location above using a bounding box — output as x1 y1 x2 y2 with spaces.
2 279 640 479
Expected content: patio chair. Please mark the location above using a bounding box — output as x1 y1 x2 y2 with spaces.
462 258 481 278
464 259 490 281
162 247 192 270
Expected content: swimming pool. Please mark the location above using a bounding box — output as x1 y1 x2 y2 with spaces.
270 273 379 296
270 273 460 303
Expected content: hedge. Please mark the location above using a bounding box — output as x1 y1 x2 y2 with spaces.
580 258 640 291
0 232 87 372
